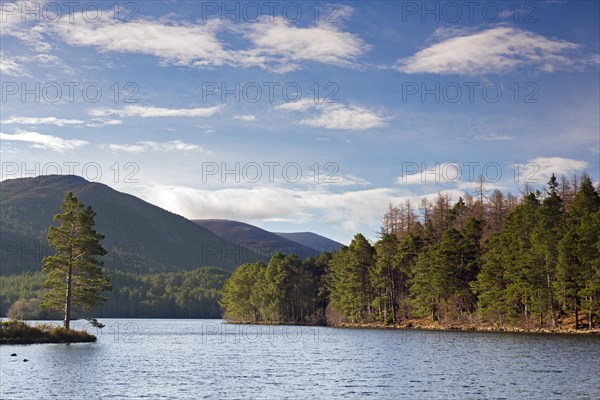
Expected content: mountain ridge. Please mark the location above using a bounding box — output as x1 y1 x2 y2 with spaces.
0 175 263 274
193 219 321 260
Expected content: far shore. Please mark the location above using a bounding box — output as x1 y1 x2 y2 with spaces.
223 318 600 335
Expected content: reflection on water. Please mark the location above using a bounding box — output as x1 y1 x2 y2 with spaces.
1 319 599 399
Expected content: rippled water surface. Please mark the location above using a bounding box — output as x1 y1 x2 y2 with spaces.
1 319 599 399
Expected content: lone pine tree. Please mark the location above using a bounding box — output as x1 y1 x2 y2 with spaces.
41 192 111 329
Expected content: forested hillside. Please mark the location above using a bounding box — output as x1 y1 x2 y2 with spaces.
0 267 229 319
221 175 600 330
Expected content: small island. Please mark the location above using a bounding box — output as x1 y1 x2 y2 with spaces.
0 320 96 345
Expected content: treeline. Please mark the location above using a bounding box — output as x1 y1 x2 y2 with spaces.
1 267 229 319
221 174 600 329
220 253 331 323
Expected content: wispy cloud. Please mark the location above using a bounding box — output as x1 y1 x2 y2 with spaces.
0 52 29 77
89 105 222 118
233 114 256 121
107 140 206 153
396 162 465 185
85 118 123 127
2 116 84 126
274 100 385 130
475 133 512 141
0 1 52 51
235 16 369 72
397 26 597 75
43 9 368 72
525 156 588 182
133 184 405 231
0 130 88 151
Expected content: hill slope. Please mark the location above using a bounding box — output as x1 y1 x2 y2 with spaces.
193 219 320 260
273 232 343 253
0 175 262 274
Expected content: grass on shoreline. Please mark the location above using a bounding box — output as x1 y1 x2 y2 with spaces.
224 316 600 335
0 320 97 344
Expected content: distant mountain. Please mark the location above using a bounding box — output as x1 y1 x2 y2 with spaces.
0 175 262 274
193 219 321 260
274 232 343 253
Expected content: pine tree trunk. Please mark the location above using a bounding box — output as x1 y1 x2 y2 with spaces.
575 302 579 329
64 266 72 330
547 273 556 327
589 296 593 330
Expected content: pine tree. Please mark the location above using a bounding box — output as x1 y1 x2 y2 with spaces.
556 177 600 328
327 234 375 323
473 233 508 327
531 174 564 326
41 192 111 329
220 262 266 322
373 233 399 323
507 193 544 326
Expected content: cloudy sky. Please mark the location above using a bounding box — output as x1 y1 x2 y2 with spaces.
1 0 598 244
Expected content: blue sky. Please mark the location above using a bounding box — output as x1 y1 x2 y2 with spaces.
1 0 599 244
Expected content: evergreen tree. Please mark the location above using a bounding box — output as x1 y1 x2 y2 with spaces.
373 233 399 323
40 192 111 329
556 177 600 328
220 262 266 322
473 233 509 326
531 175 564 326
327 234 375 323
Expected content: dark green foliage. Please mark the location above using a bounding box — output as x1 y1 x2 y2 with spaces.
327 234 376 323
221 173 599 330
1 267 230 319
220 253 328 324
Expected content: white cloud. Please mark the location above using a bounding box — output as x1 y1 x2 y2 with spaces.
0 52 29 77
273 98 316 112
398 26 594 75
236 17 369 72
107 140 206 153
0 130 88 151
525 157 589 182
85 118 123 127
19 53 75 75
89 105 222 118
131 181 468 234
133 184 408 231
52 15 229 67
396 163 468 185
475 133 512 141
274 100 385 130
300 104 385 130
2 116 84 126
233 114 256 121
44 9 367 72
0 1 51 51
